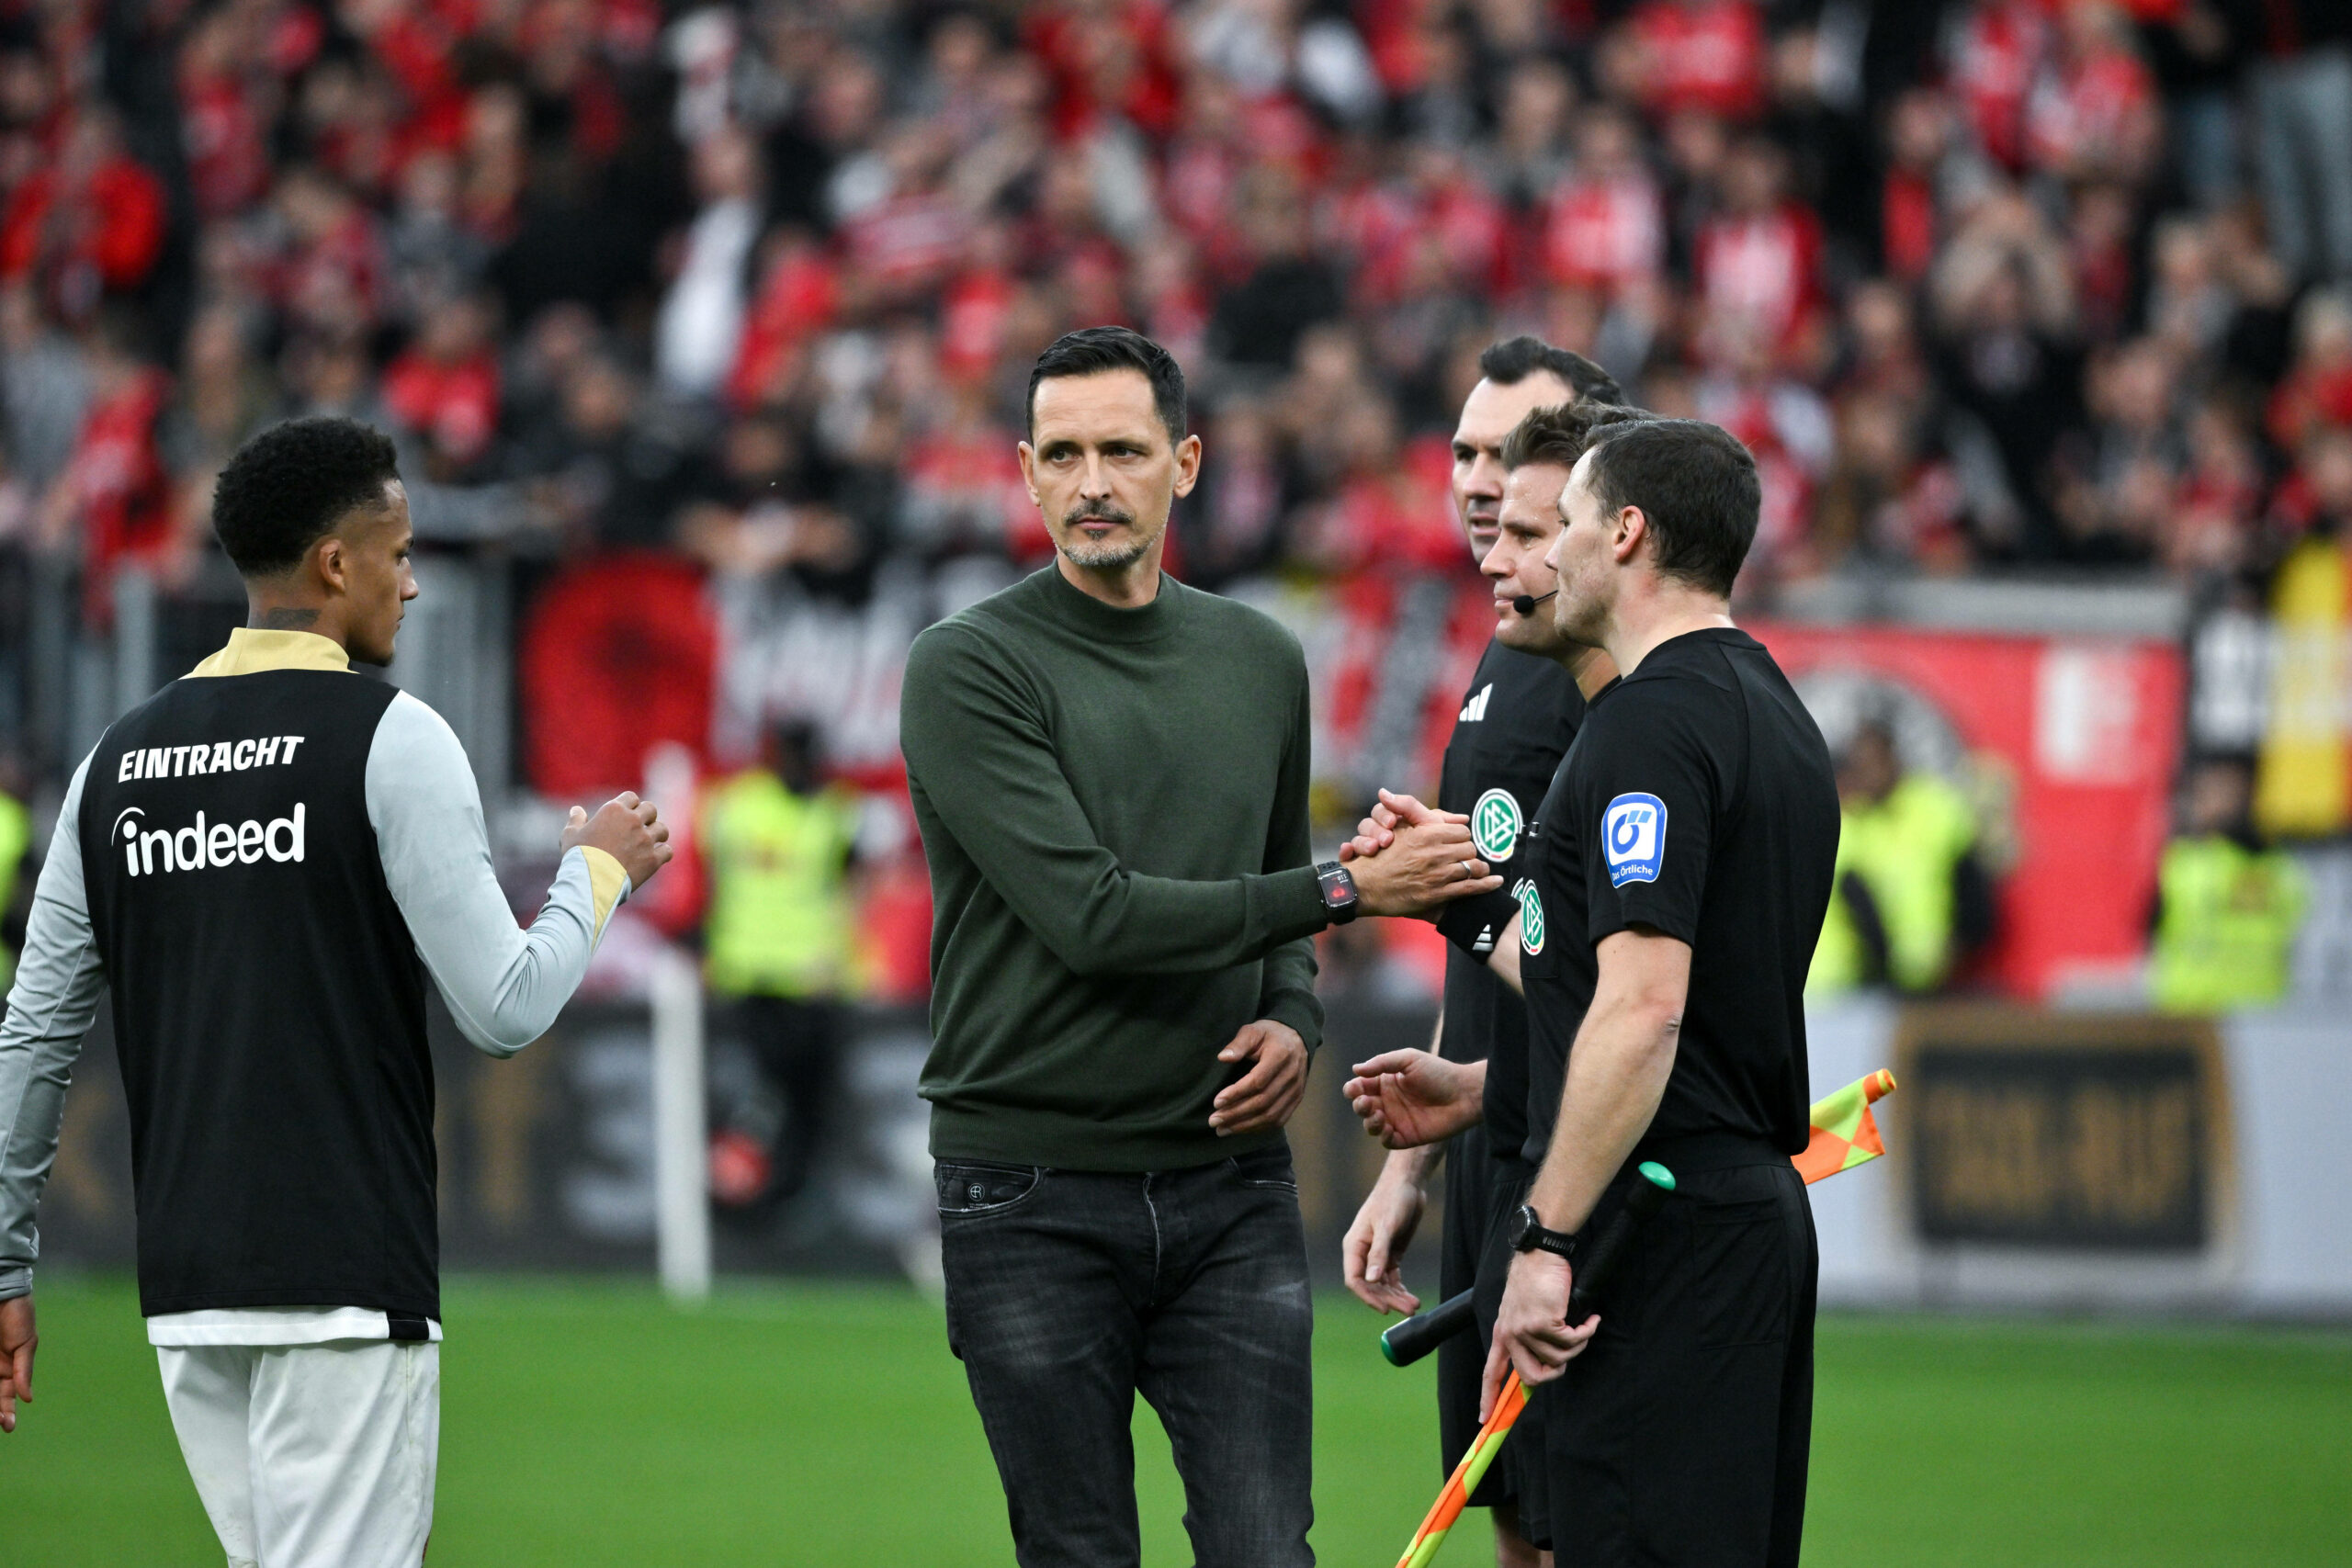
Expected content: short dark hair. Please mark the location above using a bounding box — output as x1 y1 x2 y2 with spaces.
1478 336 1622 405
1500 400 1657 472
212 417 402 578
1578 418 1760 597
1026 325 1187 445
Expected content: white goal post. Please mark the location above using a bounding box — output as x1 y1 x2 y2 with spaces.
650 947 712 1302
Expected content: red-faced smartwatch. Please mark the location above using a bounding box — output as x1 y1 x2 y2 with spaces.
1315 861 1361 924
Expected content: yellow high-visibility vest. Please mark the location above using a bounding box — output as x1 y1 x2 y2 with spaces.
1807 773 1978 998
0 790 26 990
698 770 858 999
2150 834 2307 1015
2256 538 2350 837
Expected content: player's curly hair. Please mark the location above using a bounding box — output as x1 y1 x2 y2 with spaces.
211 416 402 578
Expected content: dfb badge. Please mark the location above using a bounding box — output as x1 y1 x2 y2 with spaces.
1471 788 1522 863
1601 793 1666 887
1513 877 1545 954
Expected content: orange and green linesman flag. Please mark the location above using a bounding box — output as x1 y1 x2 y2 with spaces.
1792 1067 1895 1184
1394 1373 1526 1568
1390 1069 1898 1568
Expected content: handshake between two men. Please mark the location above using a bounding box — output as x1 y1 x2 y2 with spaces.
1209 788 1501 1144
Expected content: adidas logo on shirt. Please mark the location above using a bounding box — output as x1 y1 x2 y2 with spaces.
1459 684 1492 723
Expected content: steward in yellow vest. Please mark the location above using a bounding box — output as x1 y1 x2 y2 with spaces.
2151 759 2308 1014
0 779 28 992
1808 722 1994 997
700 769 859 1000
697 723 860 1208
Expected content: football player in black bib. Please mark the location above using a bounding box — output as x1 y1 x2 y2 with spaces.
1491 417 1838 1568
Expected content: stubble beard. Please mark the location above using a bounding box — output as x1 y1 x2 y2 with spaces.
1550 581 1609 649
1057 505 1161 570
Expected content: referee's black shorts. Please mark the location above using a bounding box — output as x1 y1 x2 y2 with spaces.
1435 1122 1513 1511
1533 1141 1816 1568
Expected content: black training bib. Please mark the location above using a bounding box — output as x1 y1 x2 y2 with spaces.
78 669 438 1320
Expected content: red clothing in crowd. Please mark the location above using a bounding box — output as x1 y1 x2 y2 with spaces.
1882 167 1939 281
2268 361 2352 450
897 423 1035 558
1543 170 1665 293
1628 0 1767 122
2026 42 2155 175
382 348 502 467
1696 201 1825 354
1951 0 2052 172
0 154 167 294
275 209 392 327
65 366 177 624
842 189 970 300
181 65 273 220
730 243 841 409
1022 0 1182 141
1311 434 1459 577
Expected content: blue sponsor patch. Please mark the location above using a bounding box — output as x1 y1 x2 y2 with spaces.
1601 793 1667 887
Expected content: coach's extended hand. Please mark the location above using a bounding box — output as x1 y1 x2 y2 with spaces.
560 790 675 889
1343 795 1502 918
1209 1021 1309 1136
0 1293 32 1434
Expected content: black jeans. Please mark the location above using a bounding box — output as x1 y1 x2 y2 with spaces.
935 1145 1316 1568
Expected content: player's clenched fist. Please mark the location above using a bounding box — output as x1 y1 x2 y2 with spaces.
562 790 674 888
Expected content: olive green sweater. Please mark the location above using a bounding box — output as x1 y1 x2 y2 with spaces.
899 566 1331 1170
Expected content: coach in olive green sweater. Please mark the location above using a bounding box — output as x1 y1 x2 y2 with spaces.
900 328 1500 1568
902 564 1332 1171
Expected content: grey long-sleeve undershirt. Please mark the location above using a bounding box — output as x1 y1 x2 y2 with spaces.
0 688 628 1299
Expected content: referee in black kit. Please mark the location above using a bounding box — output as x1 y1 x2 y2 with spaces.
1490 417 1838 1568
1337 340 1616 1568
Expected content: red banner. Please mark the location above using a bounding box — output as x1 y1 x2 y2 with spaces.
1749 621 2185 1000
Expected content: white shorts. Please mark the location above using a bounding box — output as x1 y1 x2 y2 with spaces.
156 1339 438 1568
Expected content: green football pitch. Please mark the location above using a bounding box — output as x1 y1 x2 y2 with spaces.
5 1276 2348 1567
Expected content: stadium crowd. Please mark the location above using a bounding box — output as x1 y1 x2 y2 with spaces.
2 0 2348 999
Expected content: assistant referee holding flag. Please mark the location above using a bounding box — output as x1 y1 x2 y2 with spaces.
0 417 672 1567
1490 417 1838 1568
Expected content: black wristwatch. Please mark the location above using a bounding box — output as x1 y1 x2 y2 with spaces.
1510 1204 1579 1262
1315 861 1361 924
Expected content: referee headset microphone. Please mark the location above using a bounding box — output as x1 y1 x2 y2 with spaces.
1511 589 1558 615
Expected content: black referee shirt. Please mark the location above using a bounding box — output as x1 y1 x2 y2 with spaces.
1431 639 1584 1158
1519 628 1838 1167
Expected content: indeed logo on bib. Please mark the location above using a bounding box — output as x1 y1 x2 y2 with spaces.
1601 793 1666 887
113 803 306 876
